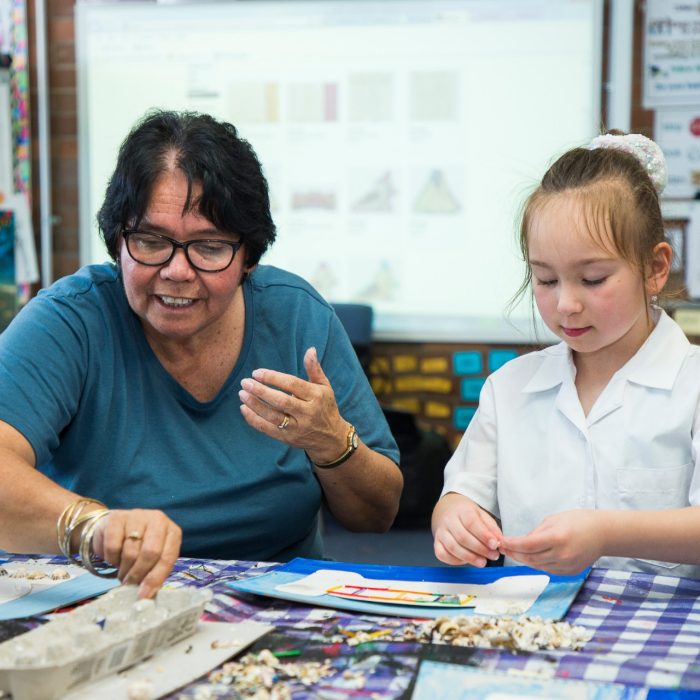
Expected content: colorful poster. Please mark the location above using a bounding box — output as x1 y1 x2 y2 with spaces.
655 108 700 198
644 0 700 108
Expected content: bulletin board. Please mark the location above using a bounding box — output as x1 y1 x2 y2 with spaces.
76 0 603 343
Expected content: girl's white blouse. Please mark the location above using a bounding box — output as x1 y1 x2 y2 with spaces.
442 310 700 578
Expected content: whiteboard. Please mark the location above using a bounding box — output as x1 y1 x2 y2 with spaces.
76 0 602 342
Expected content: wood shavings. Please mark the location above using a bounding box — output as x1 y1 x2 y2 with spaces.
206 648 333 698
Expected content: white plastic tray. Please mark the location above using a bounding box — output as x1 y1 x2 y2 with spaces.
0 584 213 700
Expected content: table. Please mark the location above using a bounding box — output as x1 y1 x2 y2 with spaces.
8 556 700 698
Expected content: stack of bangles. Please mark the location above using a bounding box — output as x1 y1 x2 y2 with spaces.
57 498 118 578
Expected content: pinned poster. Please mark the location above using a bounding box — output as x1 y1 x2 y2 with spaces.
654 109 700 199
1 193 38 284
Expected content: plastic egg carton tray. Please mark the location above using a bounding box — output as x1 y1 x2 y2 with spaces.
0 584 212 700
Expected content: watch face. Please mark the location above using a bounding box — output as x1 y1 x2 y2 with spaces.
351 430 359 448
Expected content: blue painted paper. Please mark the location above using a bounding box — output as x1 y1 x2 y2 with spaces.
488 349 518 372
229 558 589 620
412 662 665 699
0 566 119 620
453 351 482 376
454 406 476 430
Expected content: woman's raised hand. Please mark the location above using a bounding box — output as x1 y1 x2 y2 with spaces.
238 347 350 463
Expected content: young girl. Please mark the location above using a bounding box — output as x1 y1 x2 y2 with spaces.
432 133 700 579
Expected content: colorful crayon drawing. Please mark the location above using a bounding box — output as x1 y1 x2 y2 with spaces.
327 584 475 608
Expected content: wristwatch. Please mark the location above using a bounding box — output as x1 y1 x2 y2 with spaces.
313 424 359 469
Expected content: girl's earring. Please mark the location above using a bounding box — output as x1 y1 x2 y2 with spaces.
651 294 658 305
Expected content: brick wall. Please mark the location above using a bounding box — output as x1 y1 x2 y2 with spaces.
27 0 80 283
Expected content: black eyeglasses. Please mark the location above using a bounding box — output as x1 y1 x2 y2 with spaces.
123 231 242 273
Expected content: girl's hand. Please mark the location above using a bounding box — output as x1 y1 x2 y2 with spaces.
432 493 503 567
500 509 604 575
91 509 182 598
238 347 350 464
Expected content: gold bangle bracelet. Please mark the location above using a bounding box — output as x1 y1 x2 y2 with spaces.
56 497 108 561
78 510 118 578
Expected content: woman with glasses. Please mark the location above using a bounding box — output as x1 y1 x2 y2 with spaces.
0 110 402 596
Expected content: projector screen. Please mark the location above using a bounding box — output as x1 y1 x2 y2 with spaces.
76 0 602 342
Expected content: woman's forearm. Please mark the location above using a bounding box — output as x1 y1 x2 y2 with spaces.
316 444 403 532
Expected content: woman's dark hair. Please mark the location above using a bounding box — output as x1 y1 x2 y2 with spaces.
97 109 276 267
512 136 665 311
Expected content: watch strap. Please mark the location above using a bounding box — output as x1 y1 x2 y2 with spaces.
312 424 358 469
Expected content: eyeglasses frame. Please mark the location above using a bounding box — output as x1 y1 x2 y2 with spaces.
122 230 243 273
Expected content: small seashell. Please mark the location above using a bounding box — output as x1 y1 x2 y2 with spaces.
26 571 47 580
127 680 153 700
50 568 70 580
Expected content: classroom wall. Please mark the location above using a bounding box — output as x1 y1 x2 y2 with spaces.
22 1 695 450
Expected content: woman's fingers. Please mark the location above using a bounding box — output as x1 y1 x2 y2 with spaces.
239 387 294 430
91 509 182 597
134 524 182 598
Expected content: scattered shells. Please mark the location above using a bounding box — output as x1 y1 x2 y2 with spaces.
338 616 592 653
210 639 242 649
4 564 71 581
127 679 153 700
206 648 334 697
50 568 71 580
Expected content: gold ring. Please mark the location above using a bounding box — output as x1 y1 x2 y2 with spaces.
278 414 290 430
126 531 143 541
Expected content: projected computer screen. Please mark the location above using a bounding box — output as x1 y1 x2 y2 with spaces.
76 0 602 342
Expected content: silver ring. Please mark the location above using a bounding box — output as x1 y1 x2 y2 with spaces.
278 414 290 430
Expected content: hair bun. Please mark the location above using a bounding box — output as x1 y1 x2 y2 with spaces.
587 133 667 194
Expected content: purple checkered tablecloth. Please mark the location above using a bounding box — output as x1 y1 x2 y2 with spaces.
8 556 700 697
158 559 700 698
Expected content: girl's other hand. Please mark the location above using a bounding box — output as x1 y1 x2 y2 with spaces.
432 492 502 567
500 509 603 575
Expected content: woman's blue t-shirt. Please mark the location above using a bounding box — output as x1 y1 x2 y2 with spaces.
0 263 399 561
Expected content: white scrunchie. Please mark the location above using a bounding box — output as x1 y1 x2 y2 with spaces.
587 133 668 194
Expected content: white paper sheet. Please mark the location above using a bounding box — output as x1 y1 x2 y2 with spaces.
63 620 272 700
276 569 550 616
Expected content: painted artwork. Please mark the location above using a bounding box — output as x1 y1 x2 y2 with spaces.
229 558 589 620
278 569 549 615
